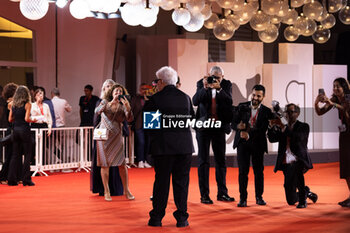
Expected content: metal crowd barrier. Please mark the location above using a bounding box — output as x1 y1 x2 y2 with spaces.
0 126 136 177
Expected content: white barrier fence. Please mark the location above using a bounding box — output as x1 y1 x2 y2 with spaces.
0 127 135 177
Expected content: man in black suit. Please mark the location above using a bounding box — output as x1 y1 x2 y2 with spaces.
232 84 274 207
144 66 194 228
268 103 318 208
193 66 234 204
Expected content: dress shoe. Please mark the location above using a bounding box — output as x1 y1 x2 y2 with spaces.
200 196 213 204
7 181 18 186
0 180 8 185
217 194 235 202
144 161 152 168
256 197 266 205
296 202 307 208
23 181 35 186
176 220 189 228
237 199 247 207
148 219 162 227
307 192 318 203
338 198 350 206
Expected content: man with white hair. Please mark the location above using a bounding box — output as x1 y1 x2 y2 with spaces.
193 65 234 204
144 66 194 228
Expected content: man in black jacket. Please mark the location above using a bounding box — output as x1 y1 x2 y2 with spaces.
268 103 318 208
144 66 194 228
193 66 234 204
232 84 274 207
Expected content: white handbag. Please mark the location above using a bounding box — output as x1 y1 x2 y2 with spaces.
93 123 108 141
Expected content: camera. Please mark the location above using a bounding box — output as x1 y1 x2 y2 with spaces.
271 100 282 118
207 75 218 84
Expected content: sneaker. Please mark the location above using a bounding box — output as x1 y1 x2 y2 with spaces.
138 161 144 168
144 161 152 168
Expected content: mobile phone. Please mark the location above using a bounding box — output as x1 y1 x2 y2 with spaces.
118 95 130 101
318 88 325 95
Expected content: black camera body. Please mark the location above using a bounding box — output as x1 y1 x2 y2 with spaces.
207 75 218 84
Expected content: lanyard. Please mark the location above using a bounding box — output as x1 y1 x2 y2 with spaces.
250 108 259 126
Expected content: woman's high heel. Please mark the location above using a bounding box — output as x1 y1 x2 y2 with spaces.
126 191 135 200
104 192 112 201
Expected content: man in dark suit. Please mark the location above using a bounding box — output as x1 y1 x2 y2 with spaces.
268 103 318 208
144 66 194 228
232 84 274 207
193 66 234 204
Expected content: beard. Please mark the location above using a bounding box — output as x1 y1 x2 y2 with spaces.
252 99 261 107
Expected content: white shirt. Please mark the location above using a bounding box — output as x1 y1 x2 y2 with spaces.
31 102 52 128
51 96 72 127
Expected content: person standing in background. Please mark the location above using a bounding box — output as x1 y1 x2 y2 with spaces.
131 83 152 168
79 84 99 127
51 88 72 128
8 86 36 186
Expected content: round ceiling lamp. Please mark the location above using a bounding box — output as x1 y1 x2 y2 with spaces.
291 0 305 8
284 25 299 41
213 18 235 40
183 13 204 32
312 25 331 43
303 0 324 20
321 13 336 29
172 7 191 26
301 18 317 36
282 8 298 25
204 13 219 29
250 10 270 31
339 5 350 24
69 0 92 20
231 0 245 12
258 23 279 43
328 0 343 13
201 3 212 20
186 0 205 14
216 0 235 9
160 0 179 11
20 0 49 20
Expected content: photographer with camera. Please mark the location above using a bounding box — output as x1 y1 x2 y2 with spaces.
192 66 234 204
232 84 274 207
315 77 350 208
268 103 318 208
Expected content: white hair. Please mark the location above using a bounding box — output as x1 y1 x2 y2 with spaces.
100 79 115 98
156 66 177 86
210 66 224 76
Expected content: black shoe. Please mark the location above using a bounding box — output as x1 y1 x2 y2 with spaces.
200 196 213 204
23 181 35 186
176 220 189 228
307 192 318 203
338 198 350 206
296 202 307 208
256 197 266 205
237 199 247 207
148 219 162 227
8 181 18 186
217 194 235 202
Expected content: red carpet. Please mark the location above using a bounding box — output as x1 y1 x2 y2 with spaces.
0 162 349 233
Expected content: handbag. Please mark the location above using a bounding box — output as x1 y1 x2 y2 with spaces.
93 122 108 141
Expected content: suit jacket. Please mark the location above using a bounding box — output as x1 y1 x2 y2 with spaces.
143 85 194 156
232 101 274 153
267 120 313 173
192 78 232 132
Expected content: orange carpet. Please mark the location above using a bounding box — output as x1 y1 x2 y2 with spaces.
0 162 349 233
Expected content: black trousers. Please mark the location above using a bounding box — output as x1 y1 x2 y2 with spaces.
237 142 264 200
149 154 192 223
8 128 33 183
282 161 306 205
196 129 228 198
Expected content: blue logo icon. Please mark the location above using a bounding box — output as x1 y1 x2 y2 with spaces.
143 110 161 129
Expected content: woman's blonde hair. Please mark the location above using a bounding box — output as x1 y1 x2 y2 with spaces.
104 83 129 102
100 79 116 99
12 85 31 108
